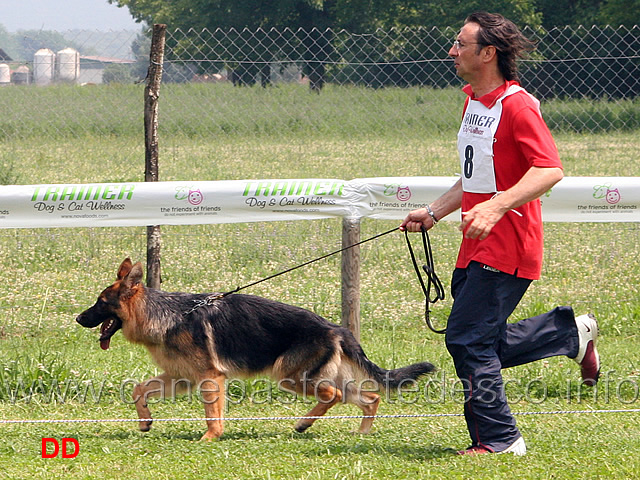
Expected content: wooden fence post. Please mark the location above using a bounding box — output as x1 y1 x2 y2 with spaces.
144 24 166 289
341 217 361 342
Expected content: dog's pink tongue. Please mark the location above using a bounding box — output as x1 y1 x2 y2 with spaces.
100 338 111 350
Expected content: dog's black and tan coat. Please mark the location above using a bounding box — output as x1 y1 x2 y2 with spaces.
76 258 435 440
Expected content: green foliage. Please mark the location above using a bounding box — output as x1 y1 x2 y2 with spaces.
538 0 640 28
102 63 137 84
537 0 602 28
598 0 640 27
0 28 77 62
0 24 20 60
111 0 542 31
386 0 542 30
110 0 543 88
0 349 88 404
522 25 640 101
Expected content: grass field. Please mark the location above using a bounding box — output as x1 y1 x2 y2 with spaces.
0 84 639 479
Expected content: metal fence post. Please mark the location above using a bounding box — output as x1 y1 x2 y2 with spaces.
145 24 166 289
341 217 361 342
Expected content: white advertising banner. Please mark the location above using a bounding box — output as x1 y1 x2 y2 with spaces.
349 176 459 220
0 176 638 228
539 176 640 222
0 179 351 228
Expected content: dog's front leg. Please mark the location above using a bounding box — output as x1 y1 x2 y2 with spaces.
198 372 227 441
132 372 175 433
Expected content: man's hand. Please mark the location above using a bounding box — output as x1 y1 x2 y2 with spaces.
460 166 563 240
459 199 508 240
400 179 464 233
400 207 435 232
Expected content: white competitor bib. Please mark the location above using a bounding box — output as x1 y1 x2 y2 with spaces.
457 84 536 193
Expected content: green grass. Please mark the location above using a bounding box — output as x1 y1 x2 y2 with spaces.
2 83 638 143
0 84 639 479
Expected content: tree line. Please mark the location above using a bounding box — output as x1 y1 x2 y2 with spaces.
111 0 639 32
106 0 639 96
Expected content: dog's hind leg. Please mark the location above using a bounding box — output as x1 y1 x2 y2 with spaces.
294 381 343 433
351 390 380 434
133 372 187 433
198 371 227 441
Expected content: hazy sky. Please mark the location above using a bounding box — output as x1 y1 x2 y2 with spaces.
0 0 141 32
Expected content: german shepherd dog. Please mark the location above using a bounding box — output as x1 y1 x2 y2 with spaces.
76 258 435 440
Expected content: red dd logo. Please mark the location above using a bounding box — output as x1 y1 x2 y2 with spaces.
41 438 79 458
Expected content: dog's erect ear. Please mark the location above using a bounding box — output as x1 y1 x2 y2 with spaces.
123 262 144 289
117 258 134 280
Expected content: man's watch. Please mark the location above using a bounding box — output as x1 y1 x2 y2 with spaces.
426 204 438 225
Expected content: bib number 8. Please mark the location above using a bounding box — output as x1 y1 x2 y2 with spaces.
464 145 474 179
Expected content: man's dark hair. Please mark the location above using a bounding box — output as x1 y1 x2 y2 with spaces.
465 12 536 82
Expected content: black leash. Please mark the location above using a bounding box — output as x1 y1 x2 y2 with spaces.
403 227 447 334
185 226 399 314
225 226 399 296
187 225 446 334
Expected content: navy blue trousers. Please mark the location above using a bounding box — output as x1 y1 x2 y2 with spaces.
445 262 579 452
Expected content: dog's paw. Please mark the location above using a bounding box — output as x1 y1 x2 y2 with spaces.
199 432 222 442
294 421 312 433
138 419 153 432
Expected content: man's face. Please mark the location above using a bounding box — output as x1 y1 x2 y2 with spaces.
448 22 484 82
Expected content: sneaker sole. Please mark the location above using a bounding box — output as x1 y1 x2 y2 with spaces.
581 340 601 386
497 436 527 456
581 314 600 386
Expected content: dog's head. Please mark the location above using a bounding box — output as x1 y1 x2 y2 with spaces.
76 258 144 350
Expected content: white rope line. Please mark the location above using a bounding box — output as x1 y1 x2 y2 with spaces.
2 408 639 425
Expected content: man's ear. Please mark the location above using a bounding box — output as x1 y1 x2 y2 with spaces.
482 45 498 64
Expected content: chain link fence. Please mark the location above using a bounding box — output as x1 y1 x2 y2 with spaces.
0 24 639 141
1 25 639 377
166 25 640 98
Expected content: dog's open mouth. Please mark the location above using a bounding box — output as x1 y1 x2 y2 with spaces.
99 318 122 350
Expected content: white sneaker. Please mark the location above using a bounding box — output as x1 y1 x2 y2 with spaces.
457 436 527 456
497 436 527 456
573 314 600 386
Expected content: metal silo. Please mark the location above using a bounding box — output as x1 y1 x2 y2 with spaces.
57 47 80 83
34 48 55 85
0 63 10 85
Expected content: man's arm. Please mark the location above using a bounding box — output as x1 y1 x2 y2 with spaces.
400 178 463 232
460 166 563 240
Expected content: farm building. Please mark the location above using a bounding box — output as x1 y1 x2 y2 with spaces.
79 55 136 84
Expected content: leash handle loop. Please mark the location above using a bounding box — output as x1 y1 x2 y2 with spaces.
404 227 446 334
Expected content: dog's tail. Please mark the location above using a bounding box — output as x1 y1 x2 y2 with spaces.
381 361 437 388
339 327 435 389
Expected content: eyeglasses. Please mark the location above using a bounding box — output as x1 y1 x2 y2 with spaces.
452 40 481 51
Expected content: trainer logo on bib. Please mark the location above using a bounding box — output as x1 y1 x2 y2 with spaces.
463 112 497 131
